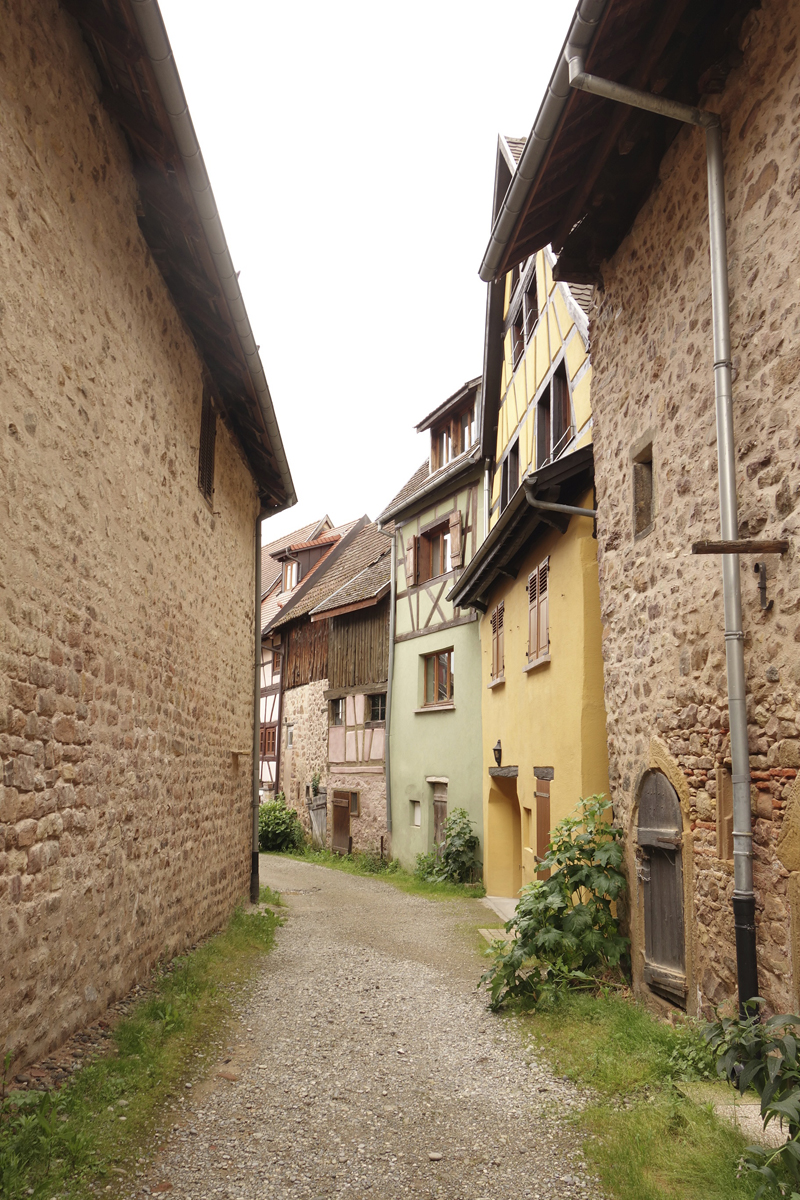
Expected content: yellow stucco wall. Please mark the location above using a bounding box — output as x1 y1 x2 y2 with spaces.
491 250 592 532
479 496 610 898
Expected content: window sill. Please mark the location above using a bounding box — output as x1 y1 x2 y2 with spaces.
487 675 505 689
414 703 455 714
523 655 550 673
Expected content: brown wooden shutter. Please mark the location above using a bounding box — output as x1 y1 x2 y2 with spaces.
537 559 549 659
449 510 463 568
527 570 538 659
535 779 551 880
404 534 417 586
497 601 504 677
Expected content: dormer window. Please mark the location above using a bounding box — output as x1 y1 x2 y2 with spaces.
431 400 476 471
282 560 298 591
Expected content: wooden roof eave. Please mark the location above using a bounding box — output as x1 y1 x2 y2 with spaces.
66 0 296 511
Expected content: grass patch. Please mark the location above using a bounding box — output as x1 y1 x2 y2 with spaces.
269 847 486 899
514 991 761 1200
0 901 280 1200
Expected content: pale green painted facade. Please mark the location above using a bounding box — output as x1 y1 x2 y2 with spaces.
386 458 485 872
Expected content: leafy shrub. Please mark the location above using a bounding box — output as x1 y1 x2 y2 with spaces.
258 793 305 852
665 1017 717 1081
706 1000 800 1197
415 808 481 884
480 795 628 1011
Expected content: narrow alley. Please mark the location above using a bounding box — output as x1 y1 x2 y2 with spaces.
132 858 599 1200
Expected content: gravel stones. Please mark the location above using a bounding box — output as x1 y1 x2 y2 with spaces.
129 857 603 1199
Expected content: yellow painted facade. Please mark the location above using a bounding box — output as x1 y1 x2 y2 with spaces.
480 499 610 896
478 249 608 898
491 249 592 531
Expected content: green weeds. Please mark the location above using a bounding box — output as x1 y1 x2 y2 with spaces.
0 901 279 1200
271 847 486 898
515 991 759 1200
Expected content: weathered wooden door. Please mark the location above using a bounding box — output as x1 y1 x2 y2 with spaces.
637 772 686 1003
331 791 351 855
433 783 447 858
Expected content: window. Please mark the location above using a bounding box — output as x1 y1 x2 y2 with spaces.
282 560 298 591
490 602 504 681
536 362 573 468
368 693 386 722
423 649 453 705
286 724 293 747
412 800 421 827
198 388 216 502
523 276 539 343
418 525 451 583
260 725 277 757
430 401 477 470
330 698 345 726
527 558 549 663
633 446 654 536
511 306 525 368
500 440 519 513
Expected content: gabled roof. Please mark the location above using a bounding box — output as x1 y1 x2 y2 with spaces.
479 0 756 286
261 518 362 636
415 377 482 433
261 517 330 594
67 0 295 510
264 517 373 632
310 541 392 621
378 447 482 526
448 444 594 612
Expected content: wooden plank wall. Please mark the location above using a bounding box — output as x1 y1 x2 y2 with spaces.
284 620 329 689
328 600 389 690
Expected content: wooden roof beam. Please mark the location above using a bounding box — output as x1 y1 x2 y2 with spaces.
551 0 694 253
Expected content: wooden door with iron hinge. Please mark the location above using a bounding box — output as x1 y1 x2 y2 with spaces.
331 790 351 855
638 772 686 1004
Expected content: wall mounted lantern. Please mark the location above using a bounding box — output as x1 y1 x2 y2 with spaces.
493 740 502 768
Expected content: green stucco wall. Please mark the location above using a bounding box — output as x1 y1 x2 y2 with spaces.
389 620 484 872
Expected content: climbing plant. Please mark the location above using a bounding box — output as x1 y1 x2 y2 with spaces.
480 795 628 1011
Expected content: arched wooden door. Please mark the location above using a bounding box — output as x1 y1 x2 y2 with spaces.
637 772 687 1004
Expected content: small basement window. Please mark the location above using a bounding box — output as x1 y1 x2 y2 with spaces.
633 447 654 536
412 800 421 827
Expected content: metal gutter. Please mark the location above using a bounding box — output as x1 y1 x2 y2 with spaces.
250 514 262 903
128 0 296 510
478 0 609 284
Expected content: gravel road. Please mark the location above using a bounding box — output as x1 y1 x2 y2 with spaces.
132 856 602 1200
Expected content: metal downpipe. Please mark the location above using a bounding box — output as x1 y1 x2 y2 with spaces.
706 123 757 1007
250 514 262 904
566 68 758 1008
384 532 397 838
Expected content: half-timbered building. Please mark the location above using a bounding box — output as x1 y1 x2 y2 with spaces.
263 521 392 853
378 379 485 872
450 170 610 903
475 0 800 1015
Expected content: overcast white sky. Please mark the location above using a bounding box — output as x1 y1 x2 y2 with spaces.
157 0 576 542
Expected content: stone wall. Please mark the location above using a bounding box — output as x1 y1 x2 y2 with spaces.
280 681 329 832
0 0 259 1065
328 768 387 855
589 0 800 1013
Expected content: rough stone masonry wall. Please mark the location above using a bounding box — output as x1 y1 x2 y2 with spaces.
280 681 329 834
590 0 800 1013
0 0 258 1066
